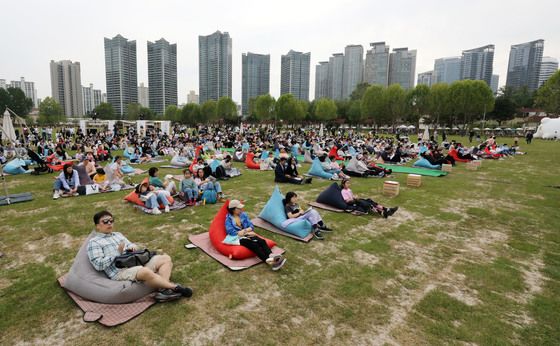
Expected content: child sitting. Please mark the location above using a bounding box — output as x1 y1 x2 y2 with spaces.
180 169 198 206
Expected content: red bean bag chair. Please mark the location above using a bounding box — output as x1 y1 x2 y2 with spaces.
448 149 470 163
195 145 203 159
209 201 276 259
328 146 344 161
47 161 74 171
484 146 502 158
245 152 260 170
189 161 197 174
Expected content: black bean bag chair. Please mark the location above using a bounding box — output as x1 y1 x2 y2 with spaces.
316 182 348 210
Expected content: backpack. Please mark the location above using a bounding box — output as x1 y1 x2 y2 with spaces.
201 189 218 204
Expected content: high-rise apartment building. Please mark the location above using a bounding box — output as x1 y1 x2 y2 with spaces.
506 39 544 91
50 60 83 116
147 38 177 115
199 31 232 103
138 82 149 107
388 48 417 89
328 53 344 100
538 56 559 88
314 61 330 100
280 50 310 101
417 71 434 87
342 45 364 98
460 44 494 86
104 34 138 117
241 52 270 115
364 42 390 87
433 57 462 84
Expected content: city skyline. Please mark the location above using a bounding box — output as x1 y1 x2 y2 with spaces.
1 0 559 105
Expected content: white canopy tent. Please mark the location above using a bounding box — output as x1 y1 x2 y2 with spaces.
1 109 17 143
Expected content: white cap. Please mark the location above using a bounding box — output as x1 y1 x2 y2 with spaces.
229 200 245 209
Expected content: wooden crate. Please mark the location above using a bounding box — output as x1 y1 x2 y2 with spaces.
407 174 422 187
383 181 400 197
442 164 453 172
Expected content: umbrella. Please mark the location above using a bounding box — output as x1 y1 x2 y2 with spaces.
397 125 407 129
473 127 480 130
516 128 524 131
484 127 492 130
408 125 415 129
505 128 512 131
494 127 502 131
452 127 458 130
1 109 17 143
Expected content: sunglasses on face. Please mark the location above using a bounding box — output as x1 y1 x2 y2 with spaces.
101 219 114 225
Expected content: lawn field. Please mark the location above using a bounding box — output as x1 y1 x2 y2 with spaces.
1 137 559 345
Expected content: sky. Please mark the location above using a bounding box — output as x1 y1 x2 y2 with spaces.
1 0 559 105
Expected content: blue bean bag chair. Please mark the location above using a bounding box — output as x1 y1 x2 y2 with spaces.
308 158 334 179
348 146 357 156
121 164 135 174
291 145 299 157
241 143 250 152
4 158 29 175
260 151 269 160
259 186 313 238
413 158 441 170
316 183 348 210
274 149 280 158
123 147 133 159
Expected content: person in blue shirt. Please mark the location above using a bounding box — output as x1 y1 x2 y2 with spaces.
52 163 80 199
224 200 286 271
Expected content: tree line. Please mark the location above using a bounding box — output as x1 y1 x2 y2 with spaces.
18 70 560 125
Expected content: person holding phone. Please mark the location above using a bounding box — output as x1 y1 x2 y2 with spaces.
282 191 331 240
225 200 286 271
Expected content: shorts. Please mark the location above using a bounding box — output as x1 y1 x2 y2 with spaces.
113 255 162 281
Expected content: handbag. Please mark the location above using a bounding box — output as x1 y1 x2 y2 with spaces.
114 249 156 268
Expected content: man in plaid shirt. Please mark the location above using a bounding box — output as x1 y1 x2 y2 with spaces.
87 210 193 302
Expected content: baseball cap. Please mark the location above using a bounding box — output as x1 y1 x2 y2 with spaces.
229 200 245 209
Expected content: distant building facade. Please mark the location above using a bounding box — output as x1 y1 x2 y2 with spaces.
50 60 83 116
199 31 232 103
241 52 270 115
417 71 434 87
433 57 461 84
280 50 310 101
538 56 559 88
147 38 177 115
364 42 390 87
388 47 417 89
460 44 494 85
104 34 138 117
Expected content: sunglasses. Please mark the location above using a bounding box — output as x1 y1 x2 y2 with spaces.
101 219 114 225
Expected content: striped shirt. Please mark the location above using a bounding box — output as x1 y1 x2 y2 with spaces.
86 231 134 279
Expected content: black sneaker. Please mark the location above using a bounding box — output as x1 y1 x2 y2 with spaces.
314 230 325 240
155 289 182 302
386 207 399 217
272 257 287 271
318 225 333 232
174 284 193 298
382 208 389 218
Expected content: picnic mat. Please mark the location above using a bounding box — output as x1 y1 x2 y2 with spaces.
251 217 313 242
378 164 448 177
308 201 364 215
58 276 156 327
187 232 285 271
160 165 187 169
133 200 188 214
0 192 33 206
126 169 147 176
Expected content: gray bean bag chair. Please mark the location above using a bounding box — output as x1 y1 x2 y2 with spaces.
75 164 93 185
62 231 155 304
316 182 348 210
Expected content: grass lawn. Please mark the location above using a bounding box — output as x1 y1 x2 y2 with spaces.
1 136 559 345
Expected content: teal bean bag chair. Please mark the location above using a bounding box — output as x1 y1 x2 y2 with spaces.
259 186 313 238
120 164 135 174
209 159 221 173
307 158 334 179
4 158 29 175
274 149 280 158
260 150 269 160
413 158 441 170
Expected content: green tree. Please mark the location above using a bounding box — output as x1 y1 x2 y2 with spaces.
535 70 560 114
347 100 362 124
93 102 115 120
449 80 494 127
275 94 304 123
488 96 516 125
313 98 337 122
200 100 218 123
427 83 451 125
181 103 201 124
385 84 407 125
361 85 386 125
0 87 33 116
216 97 238 123
335 100 350 121
247 97 257 120
349 82 370 101
38 97 64 124
406 84 430 124
125 103 141 120
254 94 275 121
164 105 181 122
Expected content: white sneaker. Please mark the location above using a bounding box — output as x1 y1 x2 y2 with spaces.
164 205 170 213
152 208 162 215
53 191 60 199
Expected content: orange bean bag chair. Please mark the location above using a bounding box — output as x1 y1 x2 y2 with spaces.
448 149 470 163
124 178 174 208
209 201 276 259
47 161 74 171
189 161 197 174
328 146 344 161
245 152 260 170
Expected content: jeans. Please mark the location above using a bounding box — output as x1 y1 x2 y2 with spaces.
201 181 222 193
182 187 198 200
53 179 75 192
144 193 169 209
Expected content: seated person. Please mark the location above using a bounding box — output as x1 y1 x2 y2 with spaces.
275 157 304 184
135 179 170 214
180 169 198 206
286 157 311 184
194 168 225 202
344 155 385 177
106 156 125 186
260 152 276 171
92 168 110 191
148 167 177 195
340 179 398 217
282 191 331 240
318 154 350 180
87 210 192 302
85 157 97 179
220 155 241 177
225 200 286 271
53 163 80 199
380 146 402 163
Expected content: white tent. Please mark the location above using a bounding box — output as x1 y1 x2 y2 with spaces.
1 110 17 143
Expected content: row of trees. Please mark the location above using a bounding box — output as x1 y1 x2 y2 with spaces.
0 87 33 116
32 70 560 126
